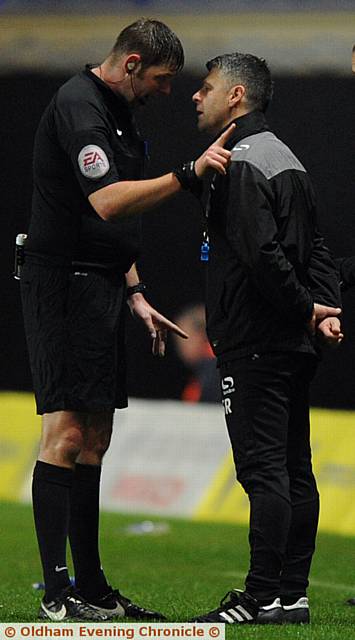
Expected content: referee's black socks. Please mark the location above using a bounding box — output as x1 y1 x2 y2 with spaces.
69 463 110 601
32 460 73 601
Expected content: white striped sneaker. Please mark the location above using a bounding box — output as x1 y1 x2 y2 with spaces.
257 597 283 624
282 596 310 624
190 589 282 624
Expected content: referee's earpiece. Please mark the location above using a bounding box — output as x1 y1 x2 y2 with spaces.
126 62 136 74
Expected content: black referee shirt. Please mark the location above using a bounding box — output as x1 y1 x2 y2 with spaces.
26 65 145 271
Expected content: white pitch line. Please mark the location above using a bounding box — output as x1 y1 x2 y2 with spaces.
219 571 355 592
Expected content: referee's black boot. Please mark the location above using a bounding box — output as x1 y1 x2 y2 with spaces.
38 585 108 621
85 587 166 621
190 589 283 624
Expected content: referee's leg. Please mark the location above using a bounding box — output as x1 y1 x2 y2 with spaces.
33 410 86 601
34 409 114 602
69 410 114 602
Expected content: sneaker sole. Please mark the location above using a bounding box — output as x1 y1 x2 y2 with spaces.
283 609 310 624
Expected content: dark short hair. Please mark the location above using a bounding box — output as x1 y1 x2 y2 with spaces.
111 18 184 73
206 52 273 112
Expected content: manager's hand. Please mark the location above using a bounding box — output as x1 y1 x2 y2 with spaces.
127 293 188 357
308 302 342 335
317 316 344 346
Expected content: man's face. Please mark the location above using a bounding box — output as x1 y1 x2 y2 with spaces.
193 68 233 135
133 64 176 100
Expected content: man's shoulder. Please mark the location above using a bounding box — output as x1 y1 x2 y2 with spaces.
56 72 96 109
230 131 306 180
54 72 106 133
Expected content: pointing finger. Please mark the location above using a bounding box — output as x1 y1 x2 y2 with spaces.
153 313 189 339
215 123 236 147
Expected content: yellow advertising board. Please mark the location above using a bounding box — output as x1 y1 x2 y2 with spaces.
196 408 355 536
0 393 40 500
0 394 354 536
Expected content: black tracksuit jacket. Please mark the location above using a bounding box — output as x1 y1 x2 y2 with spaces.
205 110 341 364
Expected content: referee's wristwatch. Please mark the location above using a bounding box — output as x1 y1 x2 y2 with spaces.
126 282 146 298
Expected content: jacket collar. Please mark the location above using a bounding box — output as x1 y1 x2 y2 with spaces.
215 110 270 149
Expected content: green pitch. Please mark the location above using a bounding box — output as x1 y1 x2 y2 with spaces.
1 500 354 639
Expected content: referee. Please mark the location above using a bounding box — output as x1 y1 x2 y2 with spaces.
20 19 233 622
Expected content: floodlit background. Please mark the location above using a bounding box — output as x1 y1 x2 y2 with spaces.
0 1 355 534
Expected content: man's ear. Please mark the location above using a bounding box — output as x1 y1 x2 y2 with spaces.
124 53 141 75
228 84 245 107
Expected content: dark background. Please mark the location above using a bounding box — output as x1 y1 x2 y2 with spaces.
1 71 354 407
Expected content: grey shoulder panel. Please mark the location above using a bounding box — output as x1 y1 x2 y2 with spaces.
231 131 306 179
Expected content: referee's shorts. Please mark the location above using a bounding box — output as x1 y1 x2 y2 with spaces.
20 260 128 415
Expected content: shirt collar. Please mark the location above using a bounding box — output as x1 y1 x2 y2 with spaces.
83 64 132 118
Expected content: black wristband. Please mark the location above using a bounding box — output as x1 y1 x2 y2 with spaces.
126 282 147 298
173 161 203 198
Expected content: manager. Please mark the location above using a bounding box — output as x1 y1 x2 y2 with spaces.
189 52 342 625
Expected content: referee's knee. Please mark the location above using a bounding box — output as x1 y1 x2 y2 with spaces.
40 418 85 467
54 429 84 464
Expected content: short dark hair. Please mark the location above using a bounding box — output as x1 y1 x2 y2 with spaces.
206 52 273 112
111 18 184 73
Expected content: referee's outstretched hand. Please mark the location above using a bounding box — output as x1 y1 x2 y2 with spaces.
194 123 236 178
127 294 188 357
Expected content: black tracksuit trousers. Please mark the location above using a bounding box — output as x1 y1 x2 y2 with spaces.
220 351 319 602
